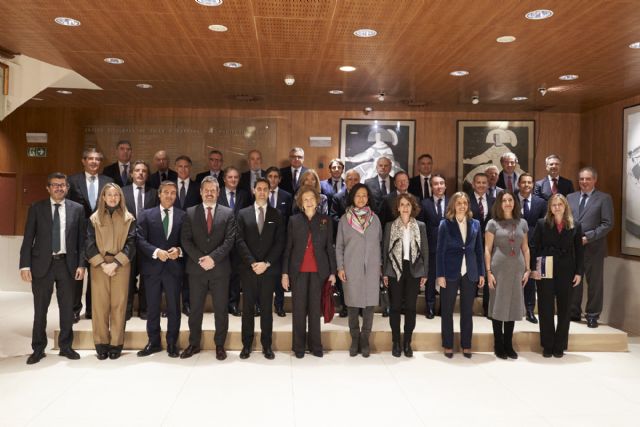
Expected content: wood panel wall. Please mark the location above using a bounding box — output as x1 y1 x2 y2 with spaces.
1 106 581 234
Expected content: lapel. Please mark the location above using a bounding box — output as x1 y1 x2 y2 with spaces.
246 205 259 234
578 191 596 220
79 175 90 203
64 202 74 239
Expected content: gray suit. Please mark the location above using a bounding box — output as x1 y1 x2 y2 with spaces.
567 189 614 319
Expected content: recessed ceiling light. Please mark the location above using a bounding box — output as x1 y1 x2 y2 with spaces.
354 28 377 38
449 70 469 76
496 36 516 43
195 0 223 6
339 65 356 72
223 61 242 68
525 9 554 20
284 75 295 86
54 17 81 27
629 42 640 49
56 90 72 95
31 97 44 101
329 89 344 95
559 74 579 81
104 57 124 64
208 24 228 32
136 83 153 89
512 96 528 101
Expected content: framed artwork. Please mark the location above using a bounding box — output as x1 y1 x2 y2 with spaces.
622 104 640 256
340 119 415 181
457 120 535 191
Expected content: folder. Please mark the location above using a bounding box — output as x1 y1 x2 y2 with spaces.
536 256 554 279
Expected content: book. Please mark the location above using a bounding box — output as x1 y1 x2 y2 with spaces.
536 256 554 279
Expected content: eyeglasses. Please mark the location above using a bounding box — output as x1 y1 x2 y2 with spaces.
290 155 304 159
48 183 67 188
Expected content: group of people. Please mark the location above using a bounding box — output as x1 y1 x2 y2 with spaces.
19 141 613 364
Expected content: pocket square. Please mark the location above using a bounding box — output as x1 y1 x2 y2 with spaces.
267 221 275 224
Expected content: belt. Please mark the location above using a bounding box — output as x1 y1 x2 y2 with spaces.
52 254 66 260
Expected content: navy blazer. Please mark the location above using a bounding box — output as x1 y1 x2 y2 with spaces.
173 179 201 210
468 192 494 233
282 213 336 282
235 204 285 276
122 185 158 218
279 166 308 195
195 170 225 188
421 196 448 254
517 193 547 246
102 162 132 187
534 176 575 200
320 178 345 213
270 188 293 221
67 173 114 218
217 187 251 215
496 171 519 192
136 206 186 278
365 176 395 215
239 169 266 195
436 218 485 282
408 175 431 201
149 169 177 189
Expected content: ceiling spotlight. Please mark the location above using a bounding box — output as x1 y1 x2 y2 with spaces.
471 96 479 105
223 61 242 68
104 57 124 64
559 74 579 81
54 17 81 26
450 70 469 76
339 65 356 72
629 42 640 49
208 24 228 32
512 96 528 101
496 36 516 43
196 0 223 6
31 98 44 101
56 90 72 95
354 28 377 38
377 92 385 102
329 89 344 95
538 87 547 96
363 106 373 115
525 9 554 20
284 75 295 86
136 83 153 89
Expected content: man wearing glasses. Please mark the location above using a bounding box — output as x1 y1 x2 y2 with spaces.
279 147 308 195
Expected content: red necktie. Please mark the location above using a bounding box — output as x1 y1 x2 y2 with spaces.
551 178 558 194
206 207 213 233
506 175 513 193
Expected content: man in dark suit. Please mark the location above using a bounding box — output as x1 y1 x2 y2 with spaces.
122 160 158 319
102 140 133 187
236 178 285 359
568 167 614 328
535 154 575 200
19 173 86 364
67 148 113 321
516 173 547 323
180 176 237 360
279 147 308 195
320 158 345 212
239 149 266 196
365 156 395 215
420 174 448 319
485 165 504 199
136 181 185 358
468 172 494 316
379 170 411 226
496 152 520 193
195 149 225 188
149 150 177 189
408 153 434 201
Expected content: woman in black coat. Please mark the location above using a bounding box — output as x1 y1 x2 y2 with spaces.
531 194 584 358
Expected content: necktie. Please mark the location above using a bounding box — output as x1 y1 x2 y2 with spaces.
162 208 170 238
270 190 276 208
121 164 128 186
333 180 338 193
229 191 235 209
506 175 513 193
523 198 530 218
88 175 97 211
161 172 167 182
424 177 430 199
293 169 299 189
437 198 443 218
478 196 485 218
179 181 186 208
579 194 588 215
380 180 387 196
211 172 217 179
551 178 558 194
136 186 143 217
258 206 265 234
52 203 61 253
206 207 213 234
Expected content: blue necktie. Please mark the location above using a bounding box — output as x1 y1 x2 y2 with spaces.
579 194 588 215
121 164 128 186
270 191 276 208
88 176 97 211
230 191 235 210
523 198 530 218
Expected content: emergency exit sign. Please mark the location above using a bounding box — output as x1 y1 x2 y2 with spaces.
27 147 47 157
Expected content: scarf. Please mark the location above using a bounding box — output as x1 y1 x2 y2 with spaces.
389 217 421 279
345 206 374 234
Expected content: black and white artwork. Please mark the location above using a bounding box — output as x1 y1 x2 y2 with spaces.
622 104 640 256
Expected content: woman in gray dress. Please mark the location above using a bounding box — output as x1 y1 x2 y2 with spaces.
336 183 382 357
484 191 531 360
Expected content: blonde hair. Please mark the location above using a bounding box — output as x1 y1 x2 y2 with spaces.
93 183 133 225
544 194 575 229
299 169 321 193
445 192 473 221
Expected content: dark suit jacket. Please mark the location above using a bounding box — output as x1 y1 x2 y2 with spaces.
122 185 158 218
282 213 336 282
378 191 405 227
174 179 201 210
136 206 185 278
329 188 349 240
67 173 114 218
468 192 495 233
517 194 547 246
421 196 448 254
19 199 86 278
236 205 285 277
408 175 431 201
320 178 345 211
217 187 251 215
279 166 308 195
567 190 614 253
181 204 237 279
239 169 266 194
534 176 575 200
531 219 584 278
365 176 395 215
103 162 132 187
436 218 485 282
496 171 519 191
149 169 177 189
271 188 293 221
195 170 225 187
382 220 429 279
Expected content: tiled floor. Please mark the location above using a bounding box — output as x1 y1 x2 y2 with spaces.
1 291 639 427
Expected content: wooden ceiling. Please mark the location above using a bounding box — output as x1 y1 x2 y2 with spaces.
2 0 640 112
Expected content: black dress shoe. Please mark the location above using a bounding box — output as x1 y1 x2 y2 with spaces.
229 305 241 317
239 346 251 359
167 344 180 358
444 351 453 359
403 343 413 358
587 317 598 328
275 307 286 317
27 351 46 365
263 347 275 360
312 350 323 358
339 307 348 318
137 343 162 357
542 349 553 358
59 348 80 360
425 309 435 319
505 348 518 359
463 350 472 359
139 311 147 320
73 312 80 324
96 351 109 360
382 307 390 318
294 351 304 359
85 312 92 320
553 350 564 358
392 342 402 358
180 345 200 359
494 349 508 360
125 311 133 321
570 316 581 322
108 348 122 360
216 345 227 360
254 304 261 317
182 304 191 316
526 310 538 324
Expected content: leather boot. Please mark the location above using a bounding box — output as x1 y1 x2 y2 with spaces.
403 333 413 357
492 320 507 359
347 307 360 357
360 307 374 358
504 321 517 359
392 341 402 357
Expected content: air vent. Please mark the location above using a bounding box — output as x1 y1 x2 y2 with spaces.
402 99 427 107
231 94 262 102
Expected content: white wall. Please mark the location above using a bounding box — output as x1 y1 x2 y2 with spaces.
1 235 27 292
603 257 640 336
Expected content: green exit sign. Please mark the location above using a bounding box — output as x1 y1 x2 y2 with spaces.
27 147 47 157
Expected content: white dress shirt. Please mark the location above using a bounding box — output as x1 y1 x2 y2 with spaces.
51 198 67 254
457 218 467 276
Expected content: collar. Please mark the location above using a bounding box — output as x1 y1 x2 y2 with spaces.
135 184 146 190
519 193 532 202
254 202 268 210
118 161 130 167
581 189 595 197
548 175 560 182
420 174 431 179
50 198 65 206
84 172 98 180
226 187 237 194
160 205 173 213
474 192 486 200
202 203 217 210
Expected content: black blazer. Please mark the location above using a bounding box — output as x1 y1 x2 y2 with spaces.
531 219 584 278
217 187 251 215
235 205 285 277
67 173 114 218
382 220 429 279
122 185 158 218
408 175 431 201
173 179 201 210
271 188 293 220
102 162 132 187
365 176 395 215
496 171 519 191
282 213 336 282
421 196 448 254
136 206 185 278
239 169 266 194
468 192 494 233
149 169 178 189
19 199 86 278
534 176 575 200
279 166 308 195
320 178 344 213
181 204 237 279
517 194 547 246
195 170 225 188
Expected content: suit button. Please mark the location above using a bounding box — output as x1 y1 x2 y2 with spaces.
206 238 210 242
461 246 465 250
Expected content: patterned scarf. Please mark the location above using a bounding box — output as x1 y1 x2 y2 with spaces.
389 217 421 279
346 206 374 234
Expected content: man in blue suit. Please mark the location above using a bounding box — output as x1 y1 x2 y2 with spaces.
136 181 185 358
534 154 575 200
320 158 345 212
516 173 547 323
